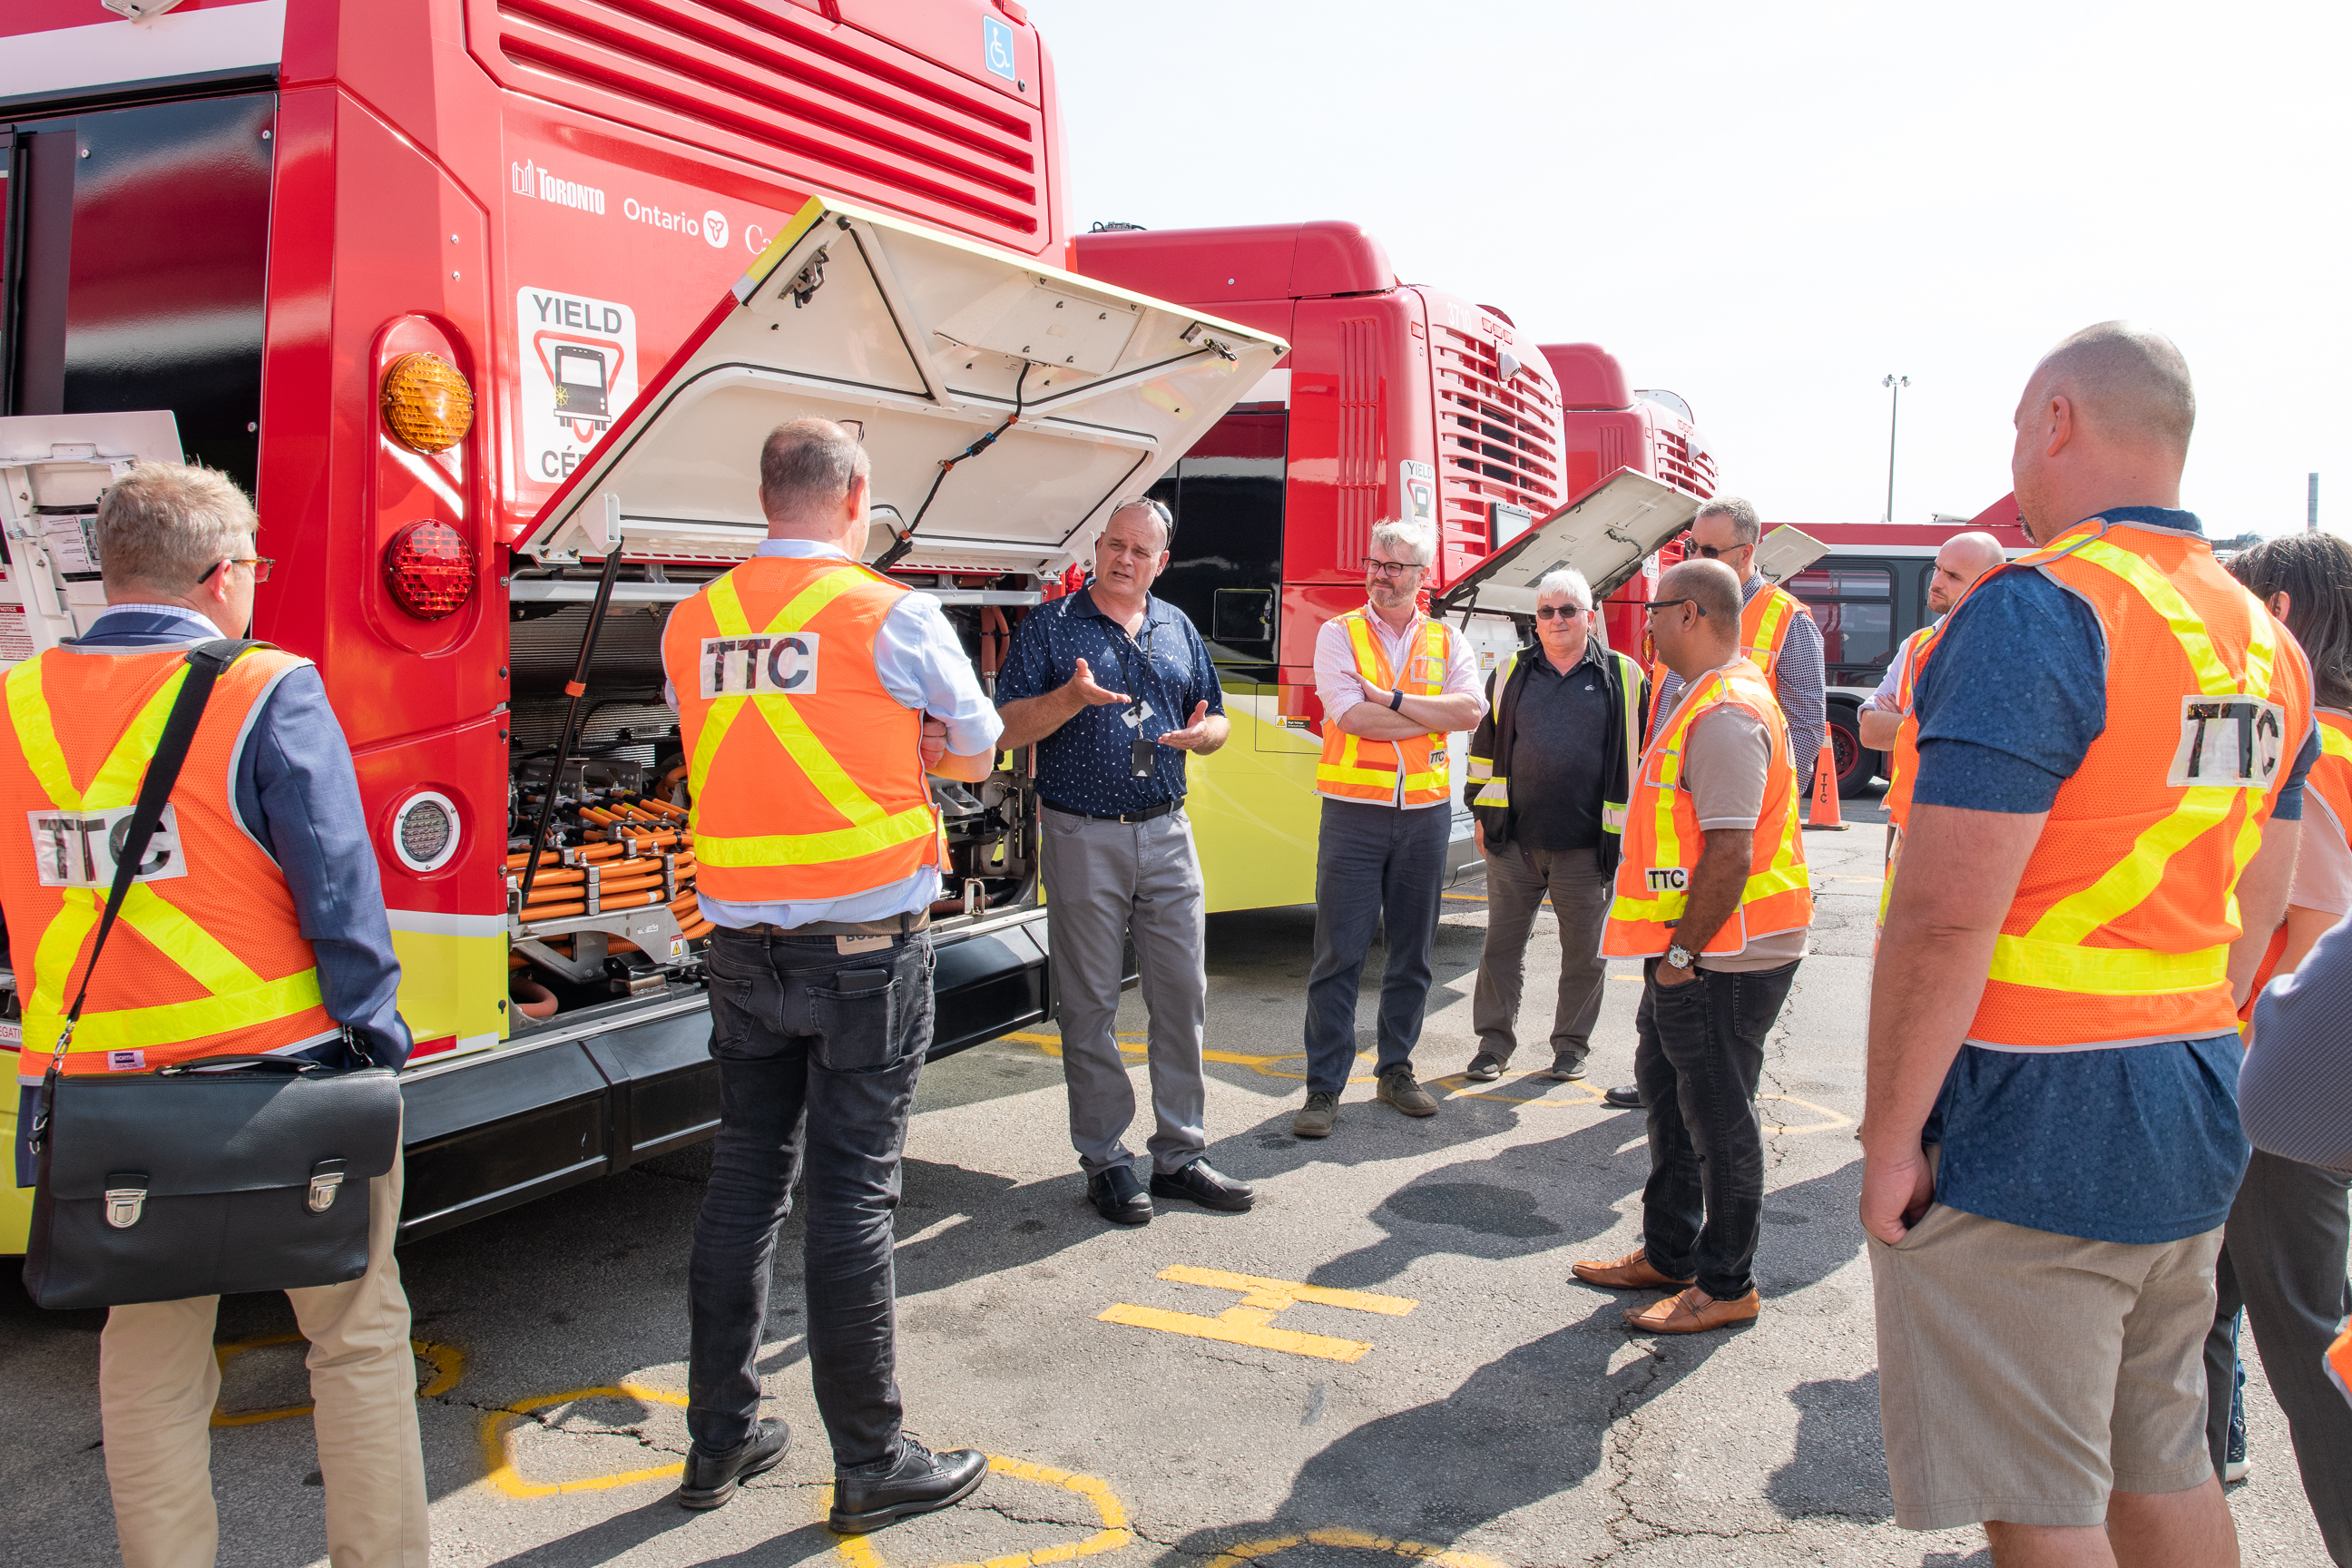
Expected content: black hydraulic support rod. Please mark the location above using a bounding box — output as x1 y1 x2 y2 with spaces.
517 548 625 909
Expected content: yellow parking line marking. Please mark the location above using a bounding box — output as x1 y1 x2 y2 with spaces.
1099 1266 1416 1364
1423 1073 1606 1108
1441 893 1486 902
823 1453 1131 1568
1206 1527 1504 1568
478 1380 688 1497
1010 1032 1386 1085
211 1333 464 1427
1761 1093 1855 1136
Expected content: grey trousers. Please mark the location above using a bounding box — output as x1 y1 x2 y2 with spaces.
2202 1149 2352 1564
1471 841 1612 1069
1041 805 1209 1177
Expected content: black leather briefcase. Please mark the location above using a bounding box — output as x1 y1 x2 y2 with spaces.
22 1056 402 1309
16 640 404 1311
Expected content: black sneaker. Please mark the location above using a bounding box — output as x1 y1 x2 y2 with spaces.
1151 1159 1255 1212
1293 1092 1338 1139
1602 1083 1643 1110
1544 1054 1589 1082
829 1439 989 1534
1465 1053 1504 1083
1087 1164 1152 1226
678 1416 790 1511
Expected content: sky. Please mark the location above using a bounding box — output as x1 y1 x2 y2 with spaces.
1026 0 2350 536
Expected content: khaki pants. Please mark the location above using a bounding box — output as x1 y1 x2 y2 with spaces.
98 1150 428 1568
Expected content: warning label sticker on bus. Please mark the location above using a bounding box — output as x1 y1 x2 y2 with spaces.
517 287 639 486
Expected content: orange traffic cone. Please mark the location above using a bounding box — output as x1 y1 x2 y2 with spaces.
1805 734 1847 830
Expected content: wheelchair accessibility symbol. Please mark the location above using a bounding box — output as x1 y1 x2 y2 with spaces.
983 14 1018 83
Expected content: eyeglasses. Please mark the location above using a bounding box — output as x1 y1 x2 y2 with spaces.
1534 603 1590 621
1361 557 1426 580
1642 598 1701 616
198 556 274 584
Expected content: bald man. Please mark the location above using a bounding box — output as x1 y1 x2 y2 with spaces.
1863 323 2319 1567
1861 532 2007 861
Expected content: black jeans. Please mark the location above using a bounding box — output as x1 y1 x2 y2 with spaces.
1633 957 1798 1299
2202 1149 2352 1564
1302 797 1452 1094
688 926 933 1471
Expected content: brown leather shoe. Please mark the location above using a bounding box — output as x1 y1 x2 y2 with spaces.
1570 1249 1694 1290
1622 1287 1760 1334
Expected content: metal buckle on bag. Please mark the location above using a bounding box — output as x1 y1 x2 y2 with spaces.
307 1171 345 1213
104 1185 146 1229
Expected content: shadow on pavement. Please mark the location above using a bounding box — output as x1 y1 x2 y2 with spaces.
475 1492 838 1568
1156 1297 1721 1555
1765 1370 1892 1523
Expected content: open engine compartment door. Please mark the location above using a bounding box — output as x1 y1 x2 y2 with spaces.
518 197 1289 570
1434 469 1706 617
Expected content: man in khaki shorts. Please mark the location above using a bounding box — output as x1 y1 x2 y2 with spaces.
1863 323 2318 1565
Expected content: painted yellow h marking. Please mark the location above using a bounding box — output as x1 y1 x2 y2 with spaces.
1098 1265 1417 1364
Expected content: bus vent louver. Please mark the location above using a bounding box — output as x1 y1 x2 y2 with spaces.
1433 326 1564 556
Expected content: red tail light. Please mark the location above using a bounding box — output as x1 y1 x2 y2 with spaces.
384 519 475 620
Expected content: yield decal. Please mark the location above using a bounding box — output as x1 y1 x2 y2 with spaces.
516 287 638 484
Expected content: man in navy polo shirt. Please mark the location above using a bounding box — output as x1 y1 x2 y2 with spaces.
996 498 1256 1226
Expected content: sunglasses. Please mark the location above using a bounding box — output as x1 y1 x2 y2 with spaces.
1534 603 1590 621
1361 557 1426 580
1642 598 1701 616
198 556 274 584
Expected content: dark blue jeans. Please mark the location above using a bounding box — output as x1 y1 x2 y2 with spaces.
1633 957 1798 1299
688 926 933 1470
1303 797 1452 1094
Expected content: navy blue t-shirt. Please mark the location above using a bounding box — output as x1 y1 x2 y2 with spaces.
996 587 1224 817
1908 507 2318 1244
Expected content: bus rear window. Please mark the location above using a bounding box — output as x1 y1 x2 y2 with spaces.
1790 564 1893 671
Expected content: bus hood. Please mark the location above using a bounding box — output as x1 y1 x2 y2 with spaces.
518 198 1288 575
1435 469 1707 616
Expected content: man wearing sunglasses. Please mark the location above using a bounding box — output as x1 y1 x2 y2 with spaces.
1461 569 1648 1084
1294 521 1486 1138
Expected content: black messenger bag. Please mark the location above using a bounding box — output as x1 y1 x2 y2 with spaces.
19 640 402 1311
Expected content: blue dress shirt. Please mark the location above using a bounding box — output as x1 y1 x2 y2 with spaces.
994 586 1224 817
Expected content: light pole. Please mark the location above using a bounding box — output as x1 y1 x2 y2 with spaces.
1882 374 1909 523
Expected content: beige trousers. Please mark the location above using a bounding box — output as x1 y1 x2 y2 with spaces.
97 1150 429 1568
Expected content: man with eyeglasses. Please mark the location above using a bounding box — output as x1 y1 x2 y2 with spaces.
1294 521 1486 1138
0 463 425 1566
995 497 1252 1224
1461 569 1648 1084
1604 495 1825 1112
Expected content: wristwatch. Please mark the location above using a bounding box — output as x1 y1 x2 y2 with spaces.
1388 687 1405 711
1664 944 1697 972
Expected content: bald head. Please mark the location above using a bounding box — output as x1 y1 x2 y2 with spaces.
1926 530 2006 616
1663 558 1742 622
2012 322 2194 543
2025 321 2195 454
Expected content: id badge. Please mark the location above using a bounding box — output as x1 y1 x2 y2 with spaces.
1131 737 1156 777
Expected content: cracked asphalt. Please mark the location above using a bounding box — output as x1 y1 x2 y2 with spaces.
0 785 2335 1566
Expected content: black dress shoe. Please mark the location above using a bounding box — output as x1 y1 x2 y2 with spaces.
830 1439 989 1534
1602 1083 1643 1110
1087 1164 1152 1225
1150 1159 1256 1212
678 1416 790 1511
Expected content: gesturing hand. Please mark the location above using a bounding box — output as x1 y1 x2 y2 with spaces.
1156 701 1216 750
920 716 949 769
1063 657 1131 708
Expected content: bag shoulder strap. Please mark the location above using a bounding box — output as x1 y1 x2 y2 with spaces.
46 638 260 1071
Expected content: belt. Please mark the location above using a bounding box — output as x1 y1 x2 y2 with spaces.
1044 799 1182 825
715 911 930 939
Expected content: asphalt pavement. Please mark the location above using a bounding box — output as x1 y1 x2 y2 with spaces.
1 783 2336 1566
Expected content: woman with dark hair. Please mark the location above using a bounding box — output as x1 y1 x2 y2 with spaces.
2201 530 2352 1561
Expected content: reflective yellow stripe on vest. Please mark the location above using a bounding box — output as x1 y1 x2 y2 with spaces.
5 656 323 1057
1982 536 2280 996
688 567 937 868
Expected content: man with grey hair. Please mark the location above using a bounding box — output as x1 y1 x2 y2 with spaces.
1462 568 1648 1083
0 464 425 1567
1294 519 1486 1137
995 495 1250 1223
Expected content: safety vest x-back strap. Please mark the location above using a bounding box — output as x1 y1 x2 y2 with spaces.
0 643 331 1078
1602 658 1813 956
1317 610 1455 807
662 554 939 905
1910 518 2314 1050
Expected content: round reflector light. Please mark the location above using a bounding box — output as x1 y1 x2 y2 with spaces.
391 790 460 873
379 352 475 453
384 519 475 621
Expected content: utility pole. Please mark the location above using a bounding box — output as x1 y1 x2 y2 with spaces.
1882 374 1909 523
2311 472 2320 532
